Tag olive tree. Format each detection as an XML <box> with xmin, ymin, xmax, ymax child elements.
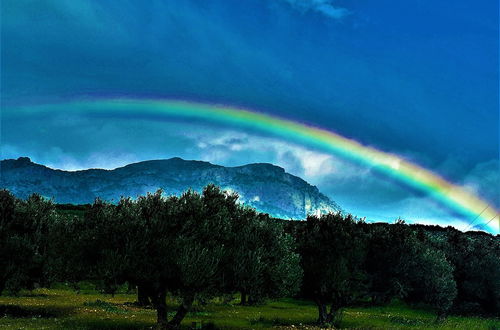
<box><xmin>297</xmin><ymin>213</ymin><xmax>367</xmax><ymax>326</ymax></box>
<box><xmin>225</xmin><ymin>208</ymin><xmax>302</xmax><ymax>305</ymax></box>
<box><xmin>364</xmin><ymin>221</ymin><xmax>457</xmax><ymax>319</ymax></box>
<box><xmin>0</xmin><ymin>190</ymin><xmax>56</xmax><ymax>295</ymax></box>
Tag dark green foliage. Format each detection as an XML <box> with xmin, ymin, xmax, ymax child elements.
<box><xmin>0</xmin><ymin>190</ymin><xmax>56</xmax><ymax>295</ymax></box>
<box><xmin>1</xmin><ymin>186</ymin><xmax>498</xmax><ymax>329</ymax></box>
<box><xmin>363</xmin><ymin>222</ymin><xmax>403</xmax><ymax>304</ymax></box>
<box><xmin>403</xmin><ymin>244</ymin><xmax>457</xmax><ymax>319</ymax></box>
<box><xmin>45</xmin><ymin>211</ymin><xmax>88</xmax><ymax>291</ymax></box>
<box><xmin>297</xmin><ymin>213</ymin><xmax>367</xmax><ymax>326</ymax></box>
<box><xmin>224</xmin><ymin>208</ymin><xmax>302</xmax><ymax>305</ymax></box>
<box><xmin>364</xmin><ymin>220</ymin><xmax>457</xmax><ymax>318</ymax></box>
<box><xmin>436</xmin><ymin>228</ymin><xmax>500</xmax><ymax>316</ymax></box>
<box><xmin>58</xmin><ymin>185</ymin><xmax>301</xmax><ymax>329</ymax></box>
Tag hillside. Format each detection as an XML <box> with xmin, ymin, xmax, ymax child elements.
<box><xmin>0</xmin><ymin>157</ymin><xmax>341</xmax><ymax>219</ymax></box>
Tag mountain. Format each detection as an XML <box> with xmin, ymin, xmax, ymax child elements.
<box><xmin>0</xmin><ymin>157</ymin><xmax>341</xmax><ymax>219</ymax></box>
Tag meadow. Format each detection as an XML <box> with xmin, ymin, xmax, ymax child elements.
<box><xmin>0</xmin><ymin>285</ymin><xmax>498</xmax><ymax>329</ymax></box>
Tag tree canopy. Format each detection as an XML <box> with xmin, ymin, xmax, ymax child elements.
<box><xmin>1</xmin><ymin>187</ymin><xmax>499</xmax><ymax>328</ymax></box>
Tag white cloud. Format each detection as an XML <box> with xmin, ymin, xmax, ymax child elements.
<box><xmin>294</xmin><ymin>150</ymin><xmax>335</xmax><ymax>177</ymax></box>
<box><xmin>281</xmin><ymin>0</ymin><xmax>350</xmax><ymax>19</ymax></box>
<box><xmin>191</xmin><ymin>130</ymin><xmax>342</xmax><ymax>181</ymax></box>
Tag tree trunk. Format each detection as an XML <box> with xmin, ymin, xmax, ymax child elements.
<box><xmin>137</xmin><ymin>285</ymin><xmax>151</xmax><ymax>306</ymax></box>
<box><xmin>151</xmin><ymin>289</ymin><xmax>168</xmax><ymax>329</ymax></box>
<box><xmin>127</xmin><ymin>282</ymin><xmax>134</xmax><ymax>294</ymax></box>
<box><xmin>316</xmin><ymin>300</ymin><xmax>327</xmax><ymax>324</ymax></box>
<box><xmin>167</xmin><ymin>293</ymin><xmax>194</xmax><ymax>329</ymax></box>
<box><xmin>436</xmin><ymin>310</ymin><xmax>447</xmax><ymax>322</ymax></box>
<box><xmin>247</xmin><ymin>295</ymin><xmax>259</xmax><ymax>305</ymax></box>
<box><xmin>240</xmin><ymin>291</ymin><xmax>247</xmax><ymax>305</ymax></box>
<box><xmin>222</xmin><ymin>294</ymin><xmax>233</xmax><ymax>304</ymax></box>
<box><xmin>326</xmin><ymin>304</ymin><xmax>343</xmax><ymax>327</ymax></box>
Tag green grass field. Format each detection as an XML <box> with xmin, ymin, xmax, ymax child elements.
<box><xmin>0</xmin><ymin>286</ymin><xmax>498</xmax><ymax>329</ymax></box>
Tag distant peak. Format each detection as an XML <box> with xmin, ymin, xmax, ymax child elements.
<box><xmin>17</xmin><ymin>157</ymin><xmax>32</xmax><ymax>163</ymax></box>
<box><xmin>239</xmin><ymin>162</ymin><xmax>285</xmax><ymax>172</ymax></box>
<box><xmin>118</xmin><ymin>157</ymin><xmax>220</xmax><ymax>171</ymax></box>
<box><xmin>0</xmin><ymin>156</ymin><xmax>37</xmax><ymax>171</ymax></box>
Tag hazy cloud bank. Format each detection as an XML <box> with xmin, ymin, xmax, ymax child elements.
<box><xmin>280</xmin><ymin>0</ymin><xmax>350</xmax><ymax>19</ymax></box>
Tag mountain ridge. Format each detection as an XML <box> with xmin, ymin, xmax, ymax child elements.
<box><xmin>0</xmin><ymin>157</ymin><xmax>341</xmax><ymax>219</ymax></box>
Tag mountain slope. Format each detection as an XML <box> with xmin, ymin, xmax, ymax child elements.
<box><xmin>0</xmin><ymin>157</ymin><xmax>341</xmax><ymax>219</ymax></box>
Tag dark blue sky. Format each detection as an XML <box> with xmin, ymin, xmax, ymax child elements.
<box><xmin>1</xmin><ymin>0</ymin><xmax>498</xmax><ymax>230</ymax></box>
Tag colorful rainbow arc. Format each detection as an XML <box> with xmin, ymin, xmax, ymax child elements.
<box><xmin>7</xmin><ymin>98</ymin><xmax>499</xmax><ymax>233</ymax></box>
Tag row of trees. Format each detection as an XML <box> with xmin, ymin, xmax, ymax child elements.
<box><xmin>0</xmin><ymin>186</ymin><xmax>301</xmax><ymax>328</ymax></box>
<box><xmin>1</xmin><ymin>187</ymin><xmax>499</xmax><ymax>328</ymax></box>
<box><xmin>293</xmin><ymin>215</ymin><xmax>458</xmax><ymax>324</ymax></box>
<box><xmin>291</xmin><ymin>216</ymin><xmax>500</xmax><ymax>323</ymax></box>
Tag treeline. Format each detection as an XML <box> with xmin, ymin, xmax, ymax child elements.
<box><xmin>0</xmin><ymin>187</ymin><xmax>499</xmax><ymax>329</ymax></box>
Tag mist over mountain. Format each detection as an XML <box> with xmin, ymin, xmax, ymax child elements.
<box><xmin>0</xmin><ymin>157</ymin><xmax>341</xmax><ymax>219</ymax></box>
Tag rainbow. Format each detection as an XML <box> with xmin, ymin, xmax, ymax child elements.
<box><xmin>6</xmin><ymin>98</ymin><xmax>499</xmax><ymax>233</ymax></box>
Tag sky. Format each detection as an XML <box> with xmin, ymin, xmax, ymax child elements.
<box><xmin>1</xmin><ymin>0</ymin><xmax>499</xmax><ymax>232</ymax></box>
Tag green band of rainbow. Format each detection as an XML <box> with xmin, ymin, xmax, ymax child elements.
<box><xmin>6</xmin><ymin>98</ymin><xmax>499</xmax><ymax>233</ymax></box>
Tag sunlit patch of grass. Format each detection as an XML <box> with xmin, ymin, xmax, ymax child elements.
<box><xmin>0</xmin><ymin>288</ymin><xmax>498</xmax><ymax>329</ymax></box>
<box><xmin>83</xmin><ymin>299</ymin><xmax>129</xmax><ymax>314</ymax></box>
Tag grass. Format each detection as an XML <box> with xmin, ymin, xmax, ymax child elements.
<box><xmin>0</xmin><ymin>287</ymin><xmax>498</xmax><ymax>329</ymax></box>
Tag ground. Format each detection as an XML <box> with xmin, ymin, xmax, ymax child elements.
<box><xmin>0</xmin><ymin>286</ymin><xmax>498</xmax><ymax>329</ymax></box>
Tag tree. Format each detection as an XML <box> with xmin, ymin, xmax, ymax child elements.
<box><xmin>404</xmin><ymin>246</ymin><xmax>457</xmax><ymax>320</ymax></box>
<box><xmin>0</xmin><ymin>191</ymin><xmax>56</xmax><ymax>295</ymax></box>
<box><xmin>363</xmin><ymin>223</ymin><xmax>400</xmax><ymax>304</ymax></box>
<box><xmin>252</xmin><ymin>213</ymin><xmax>302</xmax><ymax>303</ymax></box>
<box><xmin>163</xmin><ymin>185</ymin><xmax>232</xmax><ymax>328</ymax></box>
<box><xmin>0</xmin><ymin>189</ymin><xmax>18</xmax><ymax>294</ymax></box>
<box><xmin>364</xmin><ymin>220</ymin><xmax>457</xmax><ymax>319</ymax></box>
<box><xmin>69</xmin><ymin>184</ymin><xmax>299</xmax><ymax>329</ymax></box>
<box><xmin>297</xmin><ymin>213</ymin><xmax>367</xmax><ymax>326</ymax></box>
<box><xmin>438</xmin><ymin>229</ymin><xmax>500</xmax><ymax>316</ymax></box>
<box><xmin>363</xmin><ymin>220</ymin><xmax>422</xmax><ymax>304</ymax></box>
<box><xmin>225</xmin><ymin>208</ymin><xmax>302</xmax><ymax>305</ymax></box>
<box><xmin>45</xmin><ymin>210</ymin><xmax>88</xmax><ymax>292</ymax></box>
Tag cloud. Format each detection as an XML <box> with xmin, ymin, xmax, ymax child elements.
<box><xmin>432</xmin><ymin>156</ymin><xmax>500</xmax><ymax>210</ymax></box>
<box><xmin>461</xmin><ymin>159</ymin><xmax>500</xmax><ymax>209</ymax></box>
<box><xmin>1</xmin><ymin>143</ymin><xmax>140</xmax><ymax>172</ymax></box>
<box><xmin>3</xmin><ymin>113</ymin><xmax>495</xmax><ymax>233</ymax></box>
<box><xmin>359</xmin><ymin>195</ymin><xmax>483</xmax><ymax>232</ymax></box>
<box><xmin>186</xmin><ymin>131</ymin><xmax>466</xmax><ymax>228</ymax></box>
<box><xmin>281</xmin><ymin>0</ymin><xmax>350</xmax><ymax>19</ymax></box>
<box><xmin>191</xmin><ymin>130</ymin><xmax>341</xmax><ymax>180</ymax></box>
